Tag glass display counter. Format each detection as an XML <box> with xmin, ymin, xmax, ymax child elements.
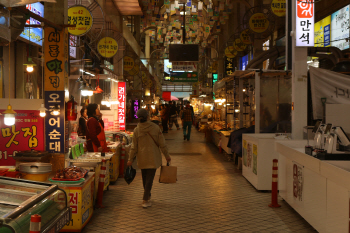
<box><xmin>0</xmin><ymin>177</ymin><xmax>71</xmax><ymax>233</ymax></box>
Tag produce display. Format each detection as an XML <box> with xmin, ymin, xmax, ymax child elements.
<box><xmin>54</xmin><ymin>166</ymin><xmax>87</xmax><ymax>180</ymax></box>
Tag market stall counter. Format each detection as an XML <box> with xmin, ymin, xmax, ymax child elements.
<box><xmin>242</xmin><ymin>133</ymin><xmax>289</xmax><ymax>190</ymax></box>
<box><xmin>207</xmin><ymin>121</ymin><xmax>233</xmax><ymax>155</ymax></box>
<box><xmin>50</xmin><ymin>173</ymin><xmax>95</xmax><ymax>232</ymax></box>
<box><xmin>276</xmin><ymin>140</ymin><xmax>350</xmax><ymax>233</ymax></box>
<box><xmin>0</xmin><ymin>176</ymin><xmax>71</xmax><ymax>233</ymax></box>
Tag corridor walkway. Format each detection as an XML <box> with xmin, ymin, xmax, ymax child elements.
<box><xmin>83</xmin><ymin>127</ymin><xmax>316</xmax><ymax>233</ymax></box>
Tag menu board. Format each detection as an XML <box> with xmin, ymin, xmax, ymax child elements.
<box><xmin>331</xmin><ymin>5</ymin><xmax>349</xmax><ymax>50</ymax></box>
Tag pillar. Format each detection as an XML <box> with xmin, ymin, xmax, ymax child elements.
<box><xmin>290</xmin><ymin>0</ymin><xmax>308</xmax><ymax>139</ymax></box>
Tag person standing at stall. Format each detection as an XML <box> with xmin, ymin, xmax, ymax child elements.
<box><xmin>160</xmin><ymin>104</ymin><xmax>169</xmax><ymax>133</ymax></box>
<box><xmin>169</xmin><ymin>101</ymin><xmax>180</xmax><ymax>130</ymax></box>
<box><xmin>86</xmin><ymin>104</ymin><xmax>108</xmax><ymax>152</ymax></box>
<box><xmin>78</xmin><ymin>107</ymin><xmax>88</xmax><ymax>137</ymax></box>
<box><xmin>181</xmin><ymin>102</ymin><xmax>194</xmax><ymax>141</ymax></box>
<box><xmin>127</xmin><ymin>108</ymin><xmax>171</xmax><ymax>208</ymax></box>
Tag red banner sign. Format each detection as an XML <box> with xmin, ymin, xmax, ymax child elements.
<box><xmin>118</xmin><ymin>82</ymin><xmax>126</xmax><ymax>131</ymax></box>
<box><xmin>0</xmin><ymin>110</ymin><xmax>45</xmax><ymax>166</ymax></box>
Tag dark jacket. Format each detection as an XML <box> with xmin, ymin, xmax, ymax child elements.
<box><xmin>169</xmin><ymin>105</ymin><xmax>177</xmax><ymax>116</ymax></box>
<box><xmin>78</xmin><ymin>117</ymin><xmax>87</xmax><ymax>136</ymax></box>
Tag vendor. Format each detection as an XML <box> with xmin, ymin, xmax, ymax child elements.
<box><xmin>86</xmin><ymin>103</ymin><xmax>108</xmax><ymax>152</ymax></box>
<box><xmin>78</xmin><ymin>107</ymin><xmax>88</xmax><ymax>137</ymax></box>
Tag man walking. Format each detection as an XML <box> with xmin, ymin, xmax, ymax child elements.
<box><xmin>181</xmin><ymin>102</ymin><xmax>194</xmax><ymax>141</ymax></box>
<box><xmin>169</xmin><ymin>101</ymin><xmax>180</xmax><ymax>130</ymax></box>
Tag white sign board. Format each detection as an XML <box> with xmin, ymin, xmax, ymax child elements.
<box><xmin>296</xmin><ymin>0</ymin><xmax>314</xmax><ymax>47</ymax></box>
<box><xmin>69</xmin><ymin>35</ymin><xmax>77</xmax><ymax>58</ymax></box>
<box><xmin>172</xmin><ymin>62</ymin><xmax>197</xmax><ymax>71</ymax></box>
<box><xmin>331</xmin><ymin>5</ymin><xmax>350</xmax><ymax>50</ymax></box>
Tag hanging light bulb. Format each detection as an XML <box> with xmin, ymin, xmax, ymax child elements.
<box><xmin>3</xmin><ymin>104</ymin><xmax>16</xmax><ymax>126</ymax></box>
<box><xmin>23</xmin><ymin>57</ymin><xmax>36</xmax><ymax>73</ymax></box>
<box><xmin>52</xmin><ymin>104</ymin><xmax>60</xmax><ymax>116</ymax></box>
<box><xmin>38</xmin><ymin>103</ymin><xmax>48</xmax><ymax>117</ymax></box>
<box><xmin>86</xmin><ymin>84</ymin><xmax>94</xmax><ymax>96</ymax></box>
<box><xmin>243</xmin><ymin>88</ymin><xmax>246</xmax><ymax>92</ymax></box>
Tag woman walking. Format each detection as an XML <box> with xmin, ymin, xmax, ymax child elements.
<box><xmin>127</xmin><ymin>108</ymin><xmax>171</xmax><ymax>208</ymax></box>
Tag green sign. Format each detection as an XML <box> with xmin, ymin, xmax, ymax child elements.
<box><xmin>170</xmin><ymin>72</ymin><xmax>198</xmax><ymax>82</ymax></box>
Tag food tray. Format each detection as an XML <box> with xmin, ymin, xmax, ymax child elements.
<box><xmin>51</xmin><ymin>177</ymin><xmax>82</xmax><ymax>181</ymax></box>
<box><xmin>49</xmin><ymin>178</ymin><xmax>85</xmax><ymax>184</ymax></box>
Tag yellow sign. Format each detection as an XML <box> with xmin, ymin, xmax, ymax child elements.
<box><xmin>240</xmin><ymin>29</ymin><xmax>252</xmax><ymax>45</ymax></box>
<box><xmin>128</xmin><ymin>63</ymin><xmax>140</xmax><ymax>76</ymax></box>
<box><xmin>249</xmin><ymin>13</ymin><xmax>269</xmax><ymax>33</ymax></box>
<box><xmin>97</xmin><ymin>37</ymin><xmax>118</xmax><ymax>58</ymax></box>
<box><xmin>314</xmin><ymin>16</ymin><xmax>331</xmax><ymax>47</ymax></box>
<box><xmin>271</xmin><ymin>0</ymin><xmax>286</xmax><ymax>17</ymax></box>
<box><xmin>61</xmin><ymin>174</ymin><xmax>94</xmax><ymax>231</ymax></box>
<box><xmin>233</xmin><ymin>38</ymin><xmax>247</xmax><ymax>52</ymax></box>
<box><xmin>0</xmin><ymin>61</ymin><xmax>2</xmax><ymax>98</ymax></box>
<box><xmin>225</xmin><ymin>46</ymin><xmax>237</xmax><ymax>58</ymax></box>
<box><xmin>44</xmin><ymin>27</ymin><xmax>68</xmax><ymax>91</ymax></box>
<box><xmin>253</xmin><ymin>144</ymin><xmax>257</xmax><ymax>155</ymax></box>
<box><xmin>68</xmin><ymin>6</ymin><xmax>93</xmax><ymax>36</ymax></box>
<box><xmin>123</xmin><ymin>56</ymin><xmax>134</xmax><ymax>71</ymax></box>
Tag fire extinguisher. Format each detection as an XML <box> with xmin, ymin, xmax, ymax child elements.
<box><xmin>66</xmin><ymin>96</ymin><xmax>77</xmax><ymax>121</ymax></box>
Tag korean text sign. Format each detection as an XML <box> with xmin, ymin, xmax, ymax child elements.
<box><xmin>20</xmin><ymin>2</ymin><xmax>44</xmax><ymax>46</ymax></box>
<box><xmin>0</xmin><ymin>110</ymin><xmax>44</xmax><ymax>166</ymax></box>
<box><xmin>225</xmin><ymin>56</ymin><xmax>234</xmax><ymax>75</ymax></box>
<box><xmin>133</xmin><ymin>100</ymin><xmax>139</xmax><ymax>119</ymax></box>
<box><xmin>296</xmin><ymin>0</ymin><xmax>314</xmax><ymax>47</ymax></box>
<box><xmin>45</xmin><ymin>91</ymin><xmax>65</xmax><ymax>153</ymax></box>
<box><xmin>44</xmin><ymin>27</ymin><xmax>68</xmax><ymax>91</ymax></box>
<box><xmin>68</xmin><ymin>6</ymin><xmax>93</xmax><ymax>36</ymax></box>
<box><xmin>118</xmin><ymin>82</ymin><xmax>126</xmax><ymax>131</ymax></box>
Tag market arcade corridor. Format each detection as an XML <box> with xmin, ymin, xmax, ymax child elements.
<box><xmin>82</xmin><ymin>128</ymin><xmax>316</xmax><ymax>233</ymax></box>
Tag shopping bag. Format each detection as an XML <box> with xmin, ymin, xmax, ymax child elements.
<box><xmin>159</xmin><ymin>162</ymin><xmax>177</xmax><ymax>183</ymax></box>
<box><xmin>124</xmin><ymin>166</ymin><xmax>136</xmax><ymax>185</ymax></box>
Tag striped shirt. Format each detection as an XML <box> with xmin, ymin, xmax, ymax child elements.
<box><xmin>182</xmin><ymin>108</ymin><xmax>193</xmax><ymax>122</ymax></box>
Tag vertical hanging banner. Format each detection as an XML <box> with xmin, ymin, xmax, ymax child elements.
<box><xmin>0</xmin><ymin>110</ymin><xmax>44</xmax><ymax>166</ymax></box>
<box><xmin>133</xmin><ymin>99</ymin><xmax>139</xmax><ymax>119</ymax></box>
<box><xmin>224</xmin><ymin>56</ymin><xmax>234</xmax><ymax>76</ymax></box>
<box><xmin>44</xmin><ymin>27</ymin><xmax>68</xmax><ymax>91</ymax></box>
<box><xmin>296</xmin><ymin>0</ymin><xmax>314</xmax><ymax>47</ymax></box>
<box><xmin>118</xmin><ymin>82</ymin><xmax>126</xmax><ymax>131</ymax></box>
<box><xmin>45</xmin><ymin>91</ymin><xmax>65</xmax><ymax>153</ymax></box>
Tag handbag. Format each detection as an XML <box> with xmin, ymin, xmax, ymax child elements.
<box><xmin>159</xmin><ymin>162</ymin><xmax>177</xmax><ymax>183</ymax></box>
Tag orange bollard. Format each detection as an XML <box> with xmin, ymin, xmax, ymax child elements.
<box><xmin>29</xmin><ymin>214</ymin><xmax>41</xmax><ymax>233</ymax></box>
<box><xmin>96</xmin><ymin>159</ymin><xmax>106</xmax><ymax>208</ymax></box>
<box><xmin>269</xmin><ymin>159</ymin><xmax>281</xmax><ymax>208</ymax></box>
<box><xmin>119</xmin><ymin>143</ymin><xmax>126</xmax><ymax>178</ymax></box>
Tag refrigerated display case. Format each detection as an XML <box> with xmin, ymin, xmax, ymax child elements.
<box><xmin>0</xmin><ymin>176</ymin><xmax>71</xmax><ymax>233</ymax></box>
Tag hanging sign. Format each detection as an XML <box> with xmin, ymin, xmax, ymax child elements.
<box><xmin>314</xmin><ymin>16</ymin><xmax>331</xmax><ymax>47</ymax></box>
<box><xmin>128</xmin><ymin>64</ymin><xmax>140</xmax><ymax>76</ymax></box>
<box><xmin>0</xmin><ymin>110</ymin><xmax>44</xmax><ymax>166</ymax></box>
<box><xmin>240</xmin><ymin>29</ymin><xmax>252</xmax><ymax>45</ymax></box>
<box><xmin>123</xmin><ymin>56</ymin><xmax>135</xmax><ymax>71</ymax></box>
<box><xmin>97</xmin><ymin>37</ymin><xmax>119</xmax><ymax>58</ymax></box>
<box><xmin>225</xmin><ymin>56</ymin><xmax>234</xmax><ymax>76</ymax></box>
<box><xmin>225</xmin><ymin>46</ymin><xmax>237</xmax><ymax>58</ymax></box>
<box><xmin>233</xmin><ymin>38</ymin><xmax>247</xmax><ymax>51</ymax></box>
<box><xmin>118</xmin><ymin>82</ymin><xmax>126</xmax><ymax>131</ymax></box>
<box><xmin>170</xmin><ymin>72</ymin><xmax>198</xmax><ymax>82</ymax></box>
<box><xmin>20</xmin><ymin>2</ymin><xmax>44</xmax><ymax>46</ymax></box>
<box><xmin>296</xmin><ymin>0</ymin><xmax>314</xmax><ymax>47</ymax></box>
<box><xmin>44</xmin><ymin>27</ymin><xmax>68</xmax><ymax>91</ymax></box>
<box><xmin>68</xmin><ymin>5</ymin><xmax>93</xmax><ymax>36</ymax></box>
<box><xmin>133</xmin><ymin>99</ymin><xmax>139</xmax><ymax>119</ymax></box>
<box><xmin>172</xmin><ymin>62</ymin><xmax>197</xmax><ymax>71</ymax></box>
<box><xmin>271</xmin><ymin>0</ymin><xmax>286</xmax><ymax>17</ymax></box>
<box><xmin>45</xmin><ymin>91</ymin><xmax>65</xmax><ymax>153</ymax></box>
<box><xmin>249</xmin><ymin>13</ymin><xmax>269</xmax><ymax>33</ymax></box>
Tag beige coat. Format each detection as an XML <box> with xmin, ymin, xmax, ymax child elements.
<box><xmin>128</xmin><ymin>121</ymin><xmax>170</xmax><ymax>169</ymax></box>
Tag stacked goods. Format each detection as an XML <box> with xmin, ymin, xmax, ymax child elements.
<box><xmin>54</xmin><ymin>166</ymin><xmax>87</xmax><ymax>180</ymax></box>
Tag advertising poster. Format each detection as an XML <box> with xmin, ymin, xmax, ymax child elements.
<box><xmin>293</xmin><ymin>161</ymin><xmax>304</xmax><ymax>204</ymax></box>
<box><xmin>331</xmin><ymin>5</ymin><xmax>349</xmax><ymax>50</ymax></box>
<box><xmin>247</xmin><ymin>142</ymin><xmax>252</xmax><ymax>168</ymax></box>
<box><xmin>20</xmin><ymin>2</ymin><xmax>44</xmax><ymax>46</ymax></box>
<box><xmin>253</xmin><ymin>144</ymin><xmax>258</xmax><ymax>175</ymax></box>
<box><xmin>0</xmin><ymin>110</ymin><xmax>44</xmax><ymax>166</ymax></box>
<box><xmin>243</xmin><ymin>140</ymin><xmax>247</xmax><ymax>166</ymax></box>
<box><xmin>314</xmin><ymin>16</ymin><xmax>331</xmax><ymax>47</ymax></box>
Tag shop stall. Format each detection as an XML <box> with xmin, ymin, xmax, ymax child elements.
<box><xmin>276</xmin><ymin>140</ymin><xmax>350</xmax><ymax>233</ymax></box>
<box><xmin>0</xmin><ymin>177</ymin><xmax>71</xmax><ymax>233</ymax></box>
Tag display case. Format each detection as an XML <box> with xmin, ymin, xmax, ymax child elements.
<box><xmin>0</xmin><ymin>177</ymin><xmax>71</xmax><ymax>233</ymax></box>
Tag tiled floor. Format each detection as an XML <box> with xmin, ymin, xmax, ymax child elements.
<box><xmin>83</xmin><ymin>126</ymin><xmax>317</xmax><ymax>233</ymax></box>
